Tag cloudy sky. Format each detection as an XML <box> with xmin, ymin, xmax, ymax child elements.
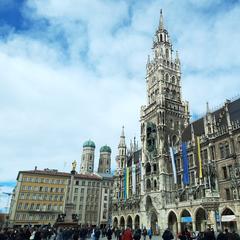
<box><xmin>0</xmin><ymin>0</ymin><xmax>240</xmax><ymax>211</ymax></box>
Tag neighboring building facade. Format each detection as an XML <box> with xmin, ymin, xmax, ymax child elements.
<box><xmin>9</xmin><ymin>141</ymin><xmax>114</xmax><ymax>227</ymax></box>
<box><xmin>9</xmin><ymin>168</ymin><xmax>69</xmax><ymax>227</ymax></box>
<box><xmin>112</xmin><ymin>11</ymin><xmax>240</xmax><ymax>235</ymax></box>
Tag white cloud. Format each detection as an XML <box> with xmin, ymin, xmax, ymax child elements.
<box><xmin>0</xmin><ymin>0</ymin><xmax>240</xmax><ymax>184</ymax></box>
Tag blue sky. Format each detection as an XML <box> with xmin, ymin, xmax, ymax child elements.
<box><xmin>0</xmin><ymin>0</ymin><xmax>240</xmax><ymax>211</ymax></box>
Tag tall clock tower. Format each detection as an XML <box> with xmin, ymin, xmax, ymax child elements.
<box><xmin>140</xmin><ymin>10</ymin><xmax>190</xmax><ymax>225</ymax></box>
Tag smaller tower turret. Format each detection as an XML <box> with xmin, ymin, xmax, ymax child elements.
<box><xmin>80</xmin><ymin>140</ymin><xmax>95</xmax><ymax>173</ymax></box>
<box><xmin>118</xmin><ymin>126</ymin><xmax>126</xmax><ymax>169</ymax></box>
<box><xmin>98</xmin><ymin>145</ymin><xmax>112</xmax><ymax>174</ymax></box>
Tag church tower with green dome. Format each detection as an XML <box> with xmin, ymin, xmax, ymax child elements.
<box><xmin>98</xmin><ymin>145</ymin><xmax>112</xmax><ymax>174</ymax></box>
<box><xmin>80</xmin><ymin>140</ymin><xmax>96</xmax><ymax>173</ymax></box>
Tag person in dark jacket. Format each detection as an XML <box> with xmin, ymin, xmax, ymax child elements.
<box><xmin>133</xmin><ymin>228</ymin><xmax>141</xmax><ymax>240</ymax></box>
<box><xmin>217</xmin><ymin>231</ymin><xmax>227</xmax><ymax>240</ymax></box>
<box><xmin>204</xmin><ymin>228</ymin><xmax>216</xmax><ymax>240</ymax></box>
<box><xmin>106</xmin><ymin>227</ymin><xmax>113</xmax><ymax>240</ymax></box>
<box><xmin>95</xmin><ymin>227</ymin><xmax>101</xmax><ymax>240</ymax></box>
<box><xmin>162</xmin><ymin>228</ymin><xmax>174</xmax><ymax>240</ymax></box>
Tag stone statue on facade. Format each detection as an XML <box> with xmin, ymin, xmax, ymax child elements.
<box><xmin>72</xmin><ymin>160</ymin><xmax>77</xmax><ymax>172</ymax></box>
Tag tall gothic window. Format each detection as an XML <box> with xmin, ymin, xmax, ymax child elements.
<box><xmin>225</xmin><ymin>142</ymin><xmax>230</xmax><ymax>158</ymax></box>
<box><xmin>165</xmin><ymin>73</ymin><xmax>169</xmax><ymax>82</ymax></box>
<box><xmin>237</xmin><ymin>136</ymin><xmax>240</xmax><ymax>152</ymax></box>
<box><xmin>219</xmin><ymin>143</ymin><xmax>225</xmax><ymax>159</ymax></box>
<box><xmin>166</xmin><ymin>49</ymin><xmax>169</xmax><ymax>58</ymax></box>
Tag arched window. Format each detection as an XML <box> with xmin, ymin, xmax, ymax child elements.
<box><xmin>165</xmin><ymin>74</ymin><xmax>169</xmax><ymax>81</ymax></box>
<box><xmin>171</xmin><ymin>76</ymin><xmax>176</xmax><ymax>84</ymax></box>
<box><xmin>172</xmin><ymin>90</ymin><xmax>176</xmax><ymax>100</ymax></box>
<box><xmin>219</xmin><ymin>143</ymin><xmax>225</xmax><ymax>159</ymax></box>
<box><xmin>166</xmin><ymin>49</ymin><xmax>169</xmax><ymax>59</ymax></box>
<box><xmin>160</xmin><ymin>34</ymin><xmax>163</xmax><ymax>42</ymax></box>
<box><xmin>146</xmin><ymin>162</ymin><xmax>151</xmax><ymax>175</ymax></box>
<box><xmin>146</xmin><ymin>179</ymin><xmax>151</xmax><ymax>191</ymax></box>
<box><xmin>225</xmin><ymin>142</ymin><xmax>230</xmax><ymax>158</ymax></box>
<box><xmin>237</xmin><ymin>136</ymin><xmax>240</xmax><ymax>152</ymax></box>
<box><xmin>153</xmin><ymin>180</ymin><xmax>157</xmax><ymax>189</ymax></box>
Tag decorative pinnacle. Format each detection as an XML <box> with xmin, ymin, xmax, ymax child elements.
<box><xmin>159</xmin><ymin>9</ymin><xmax>164</xmax><ymax>30</ymax></box>
<box><xmin>121</xmin><ymin>126</ymin><xmax>125</xmax><ymax>137</ymax></box>
<box><xmin>206</xmin><ymin>102</ymin><xmax>210</xmax><ymax>114</ymax></box>
<box><xmin>147</xmin><ymin>55</ymin><xmax>150</xmax><ymax>64</ymax></box>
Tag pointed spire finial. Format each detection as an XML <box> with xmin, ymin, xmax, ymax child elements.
<box><xmin>159</xmin><ymin>9</ymin><xmax>164</xmax><ymax>30</ymax></box>
<box><xmin>206</xmin><ymin>102</ymin><xmax>210</xmax><ymax>114</ymax></box>
<box><xmin>121</xmin><ymin>126</ymin><xmax>125</xmax><ymax>137</ymax></box>
<box><xmin>119</xmin><ymin>126</ymin><xmax>126</xmax><ymax>148</ymax></box>
<box><xmin>175</xmin><ymin>50</ymin><xmax>180</xmax><ymax>64</ymax></box>
<box><xmin>147</xmin><ymin>55</ymin><xmax>150</xmax><ymax>64</ymax></box>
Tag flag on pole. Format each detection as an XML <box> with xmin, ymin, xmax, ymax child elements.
<box><xmin>169</xmin><ymin>147</ymin><xmax>177</xmax><ymax>184</ymax></box>
<box><xmin>132</xmin><ymin>164</ymin><xmax>136</xmax><ymax>194</ymax></box>
<box><xmin>197</xmin><ymin>136</ymin><xmax>203</xmax><ymax>178</ymax></box>
<box><xmin>123</xmin><ymin>167</ymin><xmax>127</xmax><ymax>201</ymax></box>
<box><xmin>182</xmin><ymin>142</ymin><xmax>190</xmax><ymax>185</ymax></box>
<box><xmin>126</xmin><ymin>167</ymin><xmax>130</xmax><ymax>199</ymax></box>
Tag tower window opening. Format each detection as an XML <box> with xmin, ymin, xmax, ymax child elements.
<box><xmin>165</xmin><ymin>74</ymin><xmax>169</xmax><ymax>82</ymax></box>
<box><xmin>160</xmin><ymin>34</ymin><xmax>163</xmax><ymax>42</ymax></box>
<box><xmin>166</xmin><ymin>49</ymin><xmax>169</xmax><ymax>59</ymax></box>
<box><xmin>154</xmin><ymin>180</ymin><xmax>157</xmax><ymax>189</ymax></box>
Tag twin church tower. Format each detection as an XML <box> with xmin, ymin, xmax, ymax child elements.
<box><xmin>79</xmin><ymin>140</ymin><xmax>112</xmax><ymax>174</ymax></box>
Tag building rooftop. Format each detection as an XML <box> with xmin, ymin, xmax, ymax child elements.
<box><xmin>182</xmin><ymin>98</ymin><xmax>240</xmax><ymax>142</ymax></box>
<box><xmin>83</xmin><ymin>140</ymin><xmax>96</xmax><ymax>148</ymax></box>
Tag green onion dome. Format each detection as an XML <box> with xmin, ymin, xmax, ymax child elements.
<box><xmin>83</xmin><ymin>140</ymin><xmax>96</xmax><ymax>148</ymax></box>
<box><xmin>100</xmin><ymin>145</ymin><xmax>111</xmax><ymax>153</ymax></box>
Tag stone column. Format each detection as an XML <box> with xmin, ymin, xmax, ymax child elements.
<box><xmin>178</xmin><ymin>221</ymin><xmax>181</xmax><ymax>233</ymax></box>
<box><xmin>192</xmin><ymin>220</ymin><xmax>196</xmax><ymax>232</ymax></box>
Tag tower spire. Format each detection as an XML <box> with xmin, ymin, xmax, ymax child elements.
<box><xmin>118</xmin><ymin>126</ymin><xmax>126</xmax><ymax>148</ymax></box>
<box><xmin>159</xmin><ymin>9</ymin><xmax>164</xmax><ymax>30</ymax></box>
<box><xmin>206</xmin><ymin>102</ymin><xmax>210</xmax><ymax>114</ymax></box>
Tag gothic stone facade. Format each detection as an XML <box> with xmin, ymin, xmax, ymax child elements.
<box><xmin>112</xmin><ymin>11</ymin><xmax>240</xmax><ymax>235</ymax></box>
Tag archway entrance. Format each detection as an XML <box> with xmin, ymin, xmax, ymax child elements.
<box><xmin>146</xmin><ymin>196</ymin><xmax>153</xmax><ymax>211</ymax></box>
<box><xmin>134</xmin><ymin>215</ymin><xmax>140</xmax><ymax>229</ymax></box>
<box><xmin>181</xmin><ymin>209</ymin><xmax>192</xmax><ymax>231</ymax></box>
<box><xmin>168</xmin><ymin>211</ymin><xmax>178</xmax><ymax>236</ymax></box>
<box><xmin>221</xmin><ymin>208</ymin><xmax>237</xmax><ymax>232</ymax></box>
<box><xmin>120</xmin><ymin>216</ymin><xmax>125</xmax><ymax>229</ymax></box>
<box><xmin>195</xmin><ymin>208</ymin><xmax>207</xmax><ymax>232</ymax></box>
<box><xmin>113</xmin><ymin>217</ymin><xmax>118</xmax><ymax>228</ymax></box>
<box><xmin>150</xmin><ymin>211</ymin><xmax>158</xmax><ymax>235</ymax></box>
<box><xmin>127</xmin><ymin>216</ymin><xmax>133</xmax><ymax>229</ymax></box>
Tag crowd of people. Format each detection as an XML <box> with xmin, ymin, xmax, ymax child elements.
<box><xmin>0</xmin><ymin>225</ymin><xmax>239</xmax><ymax>240</ymax></box>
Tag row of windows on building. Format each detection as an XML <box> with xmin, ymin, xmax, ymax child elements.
<box><xmin>73</xmin><ymin>195</ymin><xmax>99</xmax><ymax>203</ymax></box>
<box><xmin>15</xmin><ymin>213</ymin><xmax>57</xmax><ymax>221</ymax></box>
<box><xmin>19</xmin><ymin>193</ymin><xmax>64</xmax><ymax>202</ymax></box>
<box><xmin>17</xmin><ymin>202</ymin><xmax>63</xmax><ymax>212</ymax></box>
<box><xmin>73</xmin><ymin>187</ymin><xmax>100</xmax><ymax>194</ymax></box>
<box><xmin>21</xmin><ymin>185</ymin><xmax>65</xmax><ymax>193</ymax></box>
<box><xmin>75</xmin><ymin>204</ymin><xmax>98</xmax><ymax>211</ymax></box>
<box><xmin>84</xmin><ymin>213</ymin><xmax>98</xmax><ymax>222</ymax></box>
<box><xmin>22</xmin><ymin>177</ymin><xmax>66</xmax><ymax>185</ymax></box>
<box><xmin>74</xmin><ymin>180</ymin><xmax>113</xmax><ymax>187</ymax></box>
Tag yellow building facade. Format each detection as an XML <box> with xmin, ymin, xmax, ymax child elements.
<box><xmin>9</xmin><ymin>169</ymin><xmax>69</xmax><ymax>226</ymax></box>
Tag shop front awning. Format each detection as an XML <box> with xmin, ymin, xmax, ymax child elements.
<box><xmin>221</xmin><ymin>215</ymin><xmax>236</xmax><ymax>222</ymax></box>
